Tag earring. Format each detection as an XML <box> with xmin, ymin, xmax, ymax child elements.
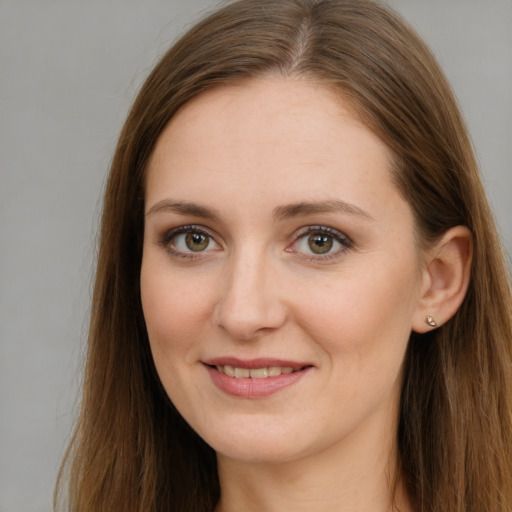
<box><xmin>425</xmin><ymin>315</ymin><xmax>438</xmax><ymax>327</ymax></box>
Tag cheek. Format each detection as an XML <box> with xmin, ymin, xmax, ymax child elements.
<box><xmin>288</xmin><ymin>258</ymin><xmax>419</xmax><ymax>368</ymax></box>
<box><xmin>140</xmin><ymin>255</ymin><xmax>216</xmax><ymax>360</ymax></box>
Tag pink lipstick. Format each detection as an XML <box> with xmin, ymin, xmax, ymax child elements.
<box><xmin>203</xmin><ymin>357</ymin><xmax>313</xmax><ymax>398</ymax></box>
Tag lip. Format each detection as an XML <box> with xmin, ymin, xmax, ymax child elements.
<box><xmin>203</xmin><ymin>357</ymin><xmax>311</xmax><ymax>369</ymax></box>
<box><xmin>202</xmin><ymin>357</ymin><xmax>313</xmax><ymax>398</ymax></box>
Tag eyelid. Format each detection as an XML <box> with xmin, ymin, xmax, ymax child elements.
<box><xmin>287</xmin><ymin>225</ymin><xmax>353</xmax><ymax>260</ymax></box>
<box><xmin>157</xmin><ymin>223</ymin><xmax>352</xmax><ymax>261</ymax></box>
<box><xmin>158</xmin><ymin>224</ymin><xmax>222</xmax><ymax>258</ymax></box>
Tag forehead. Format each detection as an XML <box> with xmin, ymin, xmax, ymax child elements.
<box><xmin>145</xmin><ymin>77</ymin><xmax>402</xmax><ymax>222</ymax></box>
<box><xmin>151</xmin><ymin>78</ymin><xmax>376</xmax><ymax>155</ymax></box>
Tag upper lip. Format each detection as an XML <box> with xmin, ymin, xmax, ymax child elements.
<box><xmin>203</xmin><ymin>357</ymin><xmax>312</xmax><ymax>369</ymax></box>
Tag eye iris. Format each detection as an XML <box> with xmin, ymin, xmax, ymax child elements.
<box><xmin>185</xmin><ymin>232</ymin><xmax>209</xmax><ymax>252</ymax></box>
<box><xmin>308</xmin><ymin>234</ymin><xmax>333</xmax><ymax>254</ymax></box>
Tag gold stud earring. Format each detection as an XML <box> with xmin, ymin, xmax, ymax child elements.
<box><xmin>425</xmin><ymin>315</ymin><xmax>438</xmax><ymax>327</ymax></box>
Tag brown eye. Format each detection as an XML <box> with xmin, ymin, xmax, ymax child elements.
<box><xmin>289</xmin><ymin>226</ymin><xmax>352</xmax><ymax>260</ymax></box>
<box><xmin>308</xmin><ymin>234</ymin><xmax>334</xmax><ymax>254</ymax></box>
<box><xmin>185</xmin><ymin>232</ymin><xmax>210</xmax><ymax>252</ymax></box>
<box><xmin>164</xmin><ymin>226</ymin><xmax>221</xmax><ymax>256</ymax></box>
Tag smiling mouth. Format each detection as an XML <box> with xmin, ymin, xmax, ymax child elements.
<box><xmin>204</xmin><ymin>360</ymin><xmax>312</xmax><ymax>397</ymax></box>
<box><xmin>211</xmin><ymin>365</ymin><xmax>307</xmax><ymax>379</ymax></box>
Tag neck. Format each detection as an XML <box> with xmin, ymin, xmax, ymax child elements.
<box><xmin>214</xmin><ymin>413</ymin><xmax>412</xmax><ymax>512</ymax></box>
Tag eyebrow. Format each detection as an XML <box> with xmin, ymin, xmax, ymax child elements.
<box><xmin>272</xmin><ymin>200</ymin><xmax>374</xmax><ymax>222</ymax></box>
<box><xmin>146</xmin><ymin>200</ymin><xmax>221</xmax><ymax>220</ymax></box>
<box><xmin>146</xmin><ymin>198</ymin><xmax>374</xmax><ymax>222</ymax></box>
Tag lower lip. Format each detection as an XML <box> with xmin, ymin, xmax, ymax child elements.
<box><xmin>205</xmin><ymin>365</ymin><xmax>311</xmax><ymax>398</ymax></box>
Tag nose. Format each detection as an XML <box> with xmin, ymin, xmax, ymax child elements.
<box><xmin>214</xmin><ymin>248</ymin><xmax>287</xmax><ymax>341</ymax></box>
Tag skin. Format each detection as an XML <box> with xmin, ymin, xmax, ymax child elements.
<box><xmin>140</xmin><ymin>77</ymin><xmax>427</xmax><ymax>512</ymax></box>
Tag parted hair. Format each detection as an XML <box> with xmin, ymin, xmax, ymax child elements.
<box><xmin>55</xmin><ymin>1</ymin><xmax>512</xmax><ymax>510</ymax></box>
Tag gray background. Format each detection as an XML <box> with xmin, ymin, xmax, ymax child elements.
<box><xmin>1</xmin><ymin>1</ymin><xmax>510</xmax><ymax>510</ymax></box>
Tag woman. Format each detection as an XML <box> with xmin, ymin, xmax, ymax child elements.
<box><xmin>55</xmin><ymin>0</ymin><xmax>512</xmax><ymax>511</ymax></box>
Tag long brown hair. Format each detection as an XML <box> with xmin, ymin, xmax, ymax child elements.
<box><xmin>55</xmin><ymin>1</ymin><xmax>512</xmax><ymax>510</ymax></box>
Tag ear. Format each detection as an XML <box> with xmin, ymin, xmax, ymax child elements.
<box><xmin>412</xmin><ymin>226</ymin><xmax>473</xmax><ymax>333</ymax></box>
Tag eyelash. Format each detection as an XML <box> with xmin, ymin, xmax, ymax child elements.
<box><xmin>158</xmin><ymin>225</ymin><xmax>220</xmax><ymax>259</ymax></box>
<box><xmin>158</xmin><ymin>224</ymin><xmax>353</xmax><ymax>261</ymax></box>
<box><xmin>286</xmin><ymin>226</ymin><xmax>353</xmax><ymax>261</ymax></box>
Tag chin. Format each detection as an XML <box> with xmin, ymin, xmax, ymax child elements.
<box><xmin>212</xmin><ymin>439</ymin><xmax>303</xmax><ymax>464</ymax></box>
<box><xmin>193</xmin><ymin>414</ymin><xmax>319</xmax><ymax>464</ymax></box>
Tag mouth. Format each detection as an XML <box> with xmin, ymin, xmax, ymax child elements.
<box><xmin>210</xmin><ymin>364</ymin><xmax>306</xmax><ymax>379</ymax></box>
<box><xmin>202</xmin><ymin>358</ymin><xmax>313</xmax><ymax>397</ymax></box>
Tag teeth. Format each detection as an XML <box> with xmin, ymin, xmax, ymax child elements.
<box><xmin>268</xmin><ymin>366</ymin><xmax>282</xmax><ymax>376</ymax></box>
<box><xmin>234</xmin><ymin>367</ymin><xmax>250</xmax><ymax>378</ymax></box>
<box><xmin>249</xmin><ymin>368</ymin><xmax>268</xmax><ymax>379</ymax></box>
<box><xmin>224</xmin><ymin>365</ymin><xmax>235</xmax><ymax>377</ymax></box>
<box><xmin>215</xmin><ymin>365</ymin><xmax>301</xmax><ymax>378</ymax></box>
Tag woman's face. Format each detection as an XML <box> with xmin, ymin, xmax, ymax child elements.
<box><xmin>141</xmin><ymin>77</ymin><xmax>427</xmax><ymax>464</ymax></box>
